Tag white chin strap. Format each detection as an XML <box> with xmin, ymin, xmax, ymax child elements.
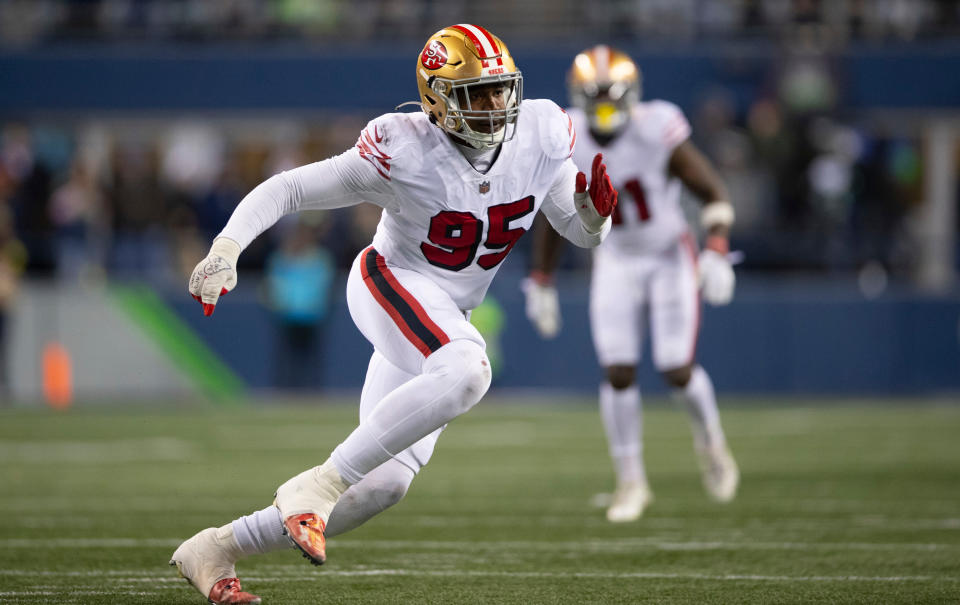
<box><xmin>460</xmin><ymin>124</ymin><xmax>506</xmax><ymax>149</ymax></box>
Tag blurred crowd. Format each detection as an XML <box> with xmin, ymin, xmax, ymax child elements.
<box><xmin>0</xmin><ymin>92</ymin><xmax>927</xmax><ymax>288</ymax></box>
<box><xmin>1</xmin><ymin>0</ymin><xmax>959</xmax><ymax>47</ymax></box>
<box><xmin>0</xmin><ymin>116</ymin><xmax>382</xmax><ymax>286</ymax></box>
<box><xmin>0</xmin><ymin>0</ymin><xmax>949</xmax><ymax>295</ymax></box>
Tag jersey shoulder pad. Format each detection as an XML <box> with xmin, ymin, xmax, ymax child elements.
<box><xmin>523</xmin><ymin>98</ymin><xmax>577</xmax><ymax>161</ymax></box>
<box><xmin>637</xmin><ymin>100</ymin><xmax>691</xmax><ymax>149</ymax></box>
<box><xmin>354</xmin><ymin>112</ymin><xmax>426</xmax><ymax>181</ymax></box>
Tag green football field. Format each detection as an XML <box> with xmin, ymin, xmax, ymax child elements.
<box><xmin>1</xmin><ymin>397</ymin><xmax>958</xmax><ymax>604</ymax></box>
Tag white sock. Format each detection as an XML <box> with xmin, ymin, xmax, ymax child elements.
<box><xmin>599</xmin><ymin>382</ymin><xmax>645</xmax><ymax>486</ymax></box>
<box><xmin>324</xmin><ymin>458</ymin><xmax>416</xmax><ymax>537</ymax></box>
<box><xmin>676</xmin><ymin>365</ymin><xmax>726</xmax><ymax>449</ymax></box>
<box><xmin>231</xmin><ymin>506</ymin><xmax>290</xmax><ymax>556</ymax></box>
<box><xmin>331</xmin><ymin>340</ymin><xmax>491</xmax><ymax>484</ymax></box>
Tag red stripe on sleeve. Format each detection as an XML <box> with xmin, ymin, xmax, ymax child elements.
<box><xmin>356</xmin><ymin>128</ymin><xmax>392</xmax><ymax>180</ymax></box>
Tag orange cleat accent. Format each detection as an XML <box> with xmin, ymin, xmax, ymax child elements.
<box><xmin>282</xmin><ymin>513</ymin><xmax>327</xmax><ymax>566</ymax></box>
<box><xmin>208</xmin><ymin>578</ymin><xmax>261</xmax><ymax>605</ymax></box>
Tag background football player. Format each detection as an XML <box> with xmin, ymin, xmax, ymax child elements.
<box><xmin>525</xmin><ymin>45</ymin><xmax>738</xmax><ymax>523</ymax></box>
<box><xmin>170</xmin><ymin>25</ymin><xmax>617</xmax><ymax>604</ymax></box>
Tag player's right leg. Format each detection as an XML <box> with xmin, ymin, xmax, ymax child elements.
<box><xmin>590</xmin><ymin>247</ymin><xmax>653</xmax><ymax>522</ymax></box>
<box><xmin>649</xmin><ymin>235</ymin><xmax>739</xmax><ymax>503</ymax></box>
<box><xmin>171</xmin><ymin>445</ymin><xmax>437</xmax><ymax>603</ymax></box>
<box><xmin>169</xmin><ymin>524</ymin><xmax>262</xmax><ymax>605</ymax></box>
<box><xmin>171</xmin><ymin>249</ymin><xmax>483</xmax><ymax>599</ymax></box>
<box><xmin>274</xmin><ymin>247</ymin><xmax>491</xmax><ymax>564</ymax></box>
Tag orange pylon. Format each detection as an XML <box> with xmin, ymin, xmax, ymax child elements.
<box><xmin>42</xmin><ymin>342</ymin><xmax>72</xmax><ymax>409</ymax></box>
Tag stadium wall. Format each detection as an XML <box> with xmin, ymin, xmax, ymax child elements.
<box><xmin>2</xmin><ymin>41</ymin><xmax>960</xmax><ymax>115</ymax></box>
<box><xmin>217</xmin><ymin>272</ymin><xmax>958</xmax><ymax>396</ymax></box>
<box><xmin>6</xmin><ymin>282</ymin><xmax>202</xmax><ymax>403</ymax></box>
<box><xmin>7</xmin><ymin>273</ymin><xmax>955</xmax><ymax>403</ymax></box>
<box><xmin>7</xmin><ymin>271</ymin><xmax>960</xmax><ymax>401</ymax></box>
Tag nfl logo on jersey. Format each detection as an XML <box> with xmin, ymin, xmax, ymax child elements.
<box><xmin>479</xmin><ymin>180</ymin><xmax>490</xmax><ymax>194</ymax></box>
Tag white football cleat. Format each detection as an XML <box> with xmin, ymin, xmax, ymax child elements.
<box><xmin>606</xmin><ymin>481</ymin><xmax>654</xmax><ymax>523</ymax></box>
<box><xmin>697</xmin><ymin>443</ymin><xmax>740</xmax><ymax>503</ymax></box>
<box><xmin>274</xmin><ymin>459</ymin><xmax>348</xmax><ymax>566</ymax></box>
<box><xmin>170</xmin><ymin>526</ymin><xmax>261</xmax><ymax>604</ymax></box>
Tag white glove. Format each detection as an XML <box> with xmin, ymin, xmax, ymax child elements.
<box><xmin>522</xmin><ymin>276</ymin><xmax>561</xmax><ymax>339</ymax></box>
<box><xmin>188</xmin><ymin>237</ymin><xmax>241</xmax><ymax>316</ymax></box>
<box><xmin>698</xmin><ymin>248</ymin><xmax>735</xmax><ymax>306</ymax></box>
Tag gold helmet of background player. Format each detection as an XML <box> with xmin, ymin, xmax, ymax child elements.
<box><xmin>416</xmin><ymin>24</ymin><xmax>523</xmax><ymax>150</ymax></box>
<box><xmin>568</xmin><ymin>45</ymin><xmax>640</xmax><ymax>137</ymax></box>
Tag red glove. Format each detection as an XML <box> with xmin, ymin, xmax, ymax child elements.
<box><xmin>574</xmin><ymin>153</ymin><xmax>618</xmax><ymax>232</ymax></box>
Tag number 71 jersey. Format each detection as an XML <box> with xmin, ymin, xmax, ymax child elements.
<box><xmin>568</xmin><ymin>100</ymin><xmax>691</xmax><ymax>256</ymax></box>
<box><xmin>355</xmin><ymin>99</ymin><xmax>579</xmax><ymax>311</ymax></box>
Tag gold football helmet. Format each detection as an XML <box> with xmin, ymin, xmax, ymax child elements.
<box><xmin>415</xmin><ymin>24</ymin><xmax>523</xmax><ymax>149</ymax></box>
<box><xmin>568</xmin><ymin>45</ymin><xmax>640</xmax><ymax>137</ymax></box>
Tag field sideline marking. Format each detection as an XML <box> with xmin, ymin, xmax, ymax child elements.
<box><xmin>0</xmin><ymin>537</ymin><xmax>955</xmax><ymax>552</ymax></box>
<box><xmin>0</xmin><ymin>590</ymin><xmax>157</xmax><ymax>596</ymax></box>
<box><xmin>0</xmin><ymin>569</ymin><xmax>954</xmax><ymax>584</ymax></box>
<box><xmin>0</xmin><ymin>438</ymin><xmax>194</xmax><ymax>463</ymax></box>
<box><xmin>6</xmin><ymin>512</ymin><xmax>960</xmax><ymax>531</ymax></box>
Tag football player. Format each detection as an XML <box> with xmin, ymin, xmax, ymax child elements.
<box><xmin>524</xmin><ymin>46</ymin><xmax>739</xmax><ymax>523</ymax></box>
<box><xmin>170</xmin><ymin>25</ymin><xmax>617</xmax><ymax>604</ymax></box>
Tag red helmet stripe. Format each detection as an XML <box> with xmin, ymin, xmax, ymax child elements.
<box><xmin>451</xmin><ymin>24</ymin><xmax>499</xmax><ymax>59</ymax></box>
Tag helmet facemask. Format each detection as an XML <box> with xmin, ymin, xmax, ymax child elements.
<box><xmin>427</xmin><ymin>71</ymin><xmax>523</xmax><ymax>150</ymax></box>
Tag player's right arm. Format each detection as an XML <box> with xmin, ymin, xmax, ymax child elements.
<box><xmin>525</xmin><ymin>153</ymin><xmax>617</xmax><ymax>338</ymax></box>
<box><xmin>523</xmin><ymin>217</ymin><xmax>565</xmax><ymax>339</ymax></box>
<box><xmin>188</xmin><ymin>121</ymin><xmax>398</xmax><ymax>316</ymax></box>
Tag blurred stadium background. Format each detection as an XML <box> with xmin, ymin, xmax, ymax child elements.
<box><xmin>0</xmin><ymin>0</ymin><xmax>960</xmax><ymax>402</ymax></box>
<box><xmin>1</xmin><ymin>2</ymin><xmax>959</xmax><ymax>604</ymax></box>
<box><xmin>1</xmin><ymin>0</ymin><xmax>959</xmax><ymax>402</ymax></box>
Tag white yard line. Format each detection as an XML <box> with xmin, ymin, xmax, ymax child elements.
<box><xmin>0</xmin><ymin>590</ymin><xmax>158</xmax><ymax>596</ymax></box>
<box><xmin>329</xmin><ymin>538</ymin><xmax>956</xmax><ymax>552</ymax></box>
<box><xmin>0</xmin><ymin>437</ymin><xmax>194</xmax><ymax>463</ymax></box>
<box><xmin>0</xmin><ymin>537</ymin><xmax>955</xmax><ymax>552</ymax></box>
<box><xmin>0</xmin><ymin>538</ymin><xmax>183</xmax><ymax>548</ymax></box>
<box><xmin>5</xmin><ymin>513</ymin><xmax>959</xmax><ymax>533</ymax></box>
<box><xmin>368</xmin><ymin>514</ymin><xmax>960</xmax><ymax>531</ymax></box>
<box><xmin>0</xmin><ymin>569</ymin><xmax>953</xmax><ymax>584</ymax></box>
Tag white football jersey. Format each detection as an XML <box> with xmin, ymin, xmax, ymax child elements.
<box><xmin>354</xmin><ymin>99</ymin><xmax>581</xmax><ymax>310</ymax></box>
<box><xmin>569</xmin><ymin>100</ymin><xmax>691</xmax><ymax>256</ymax></box>
<box><xmin>220</xmin><ymin>98</ymin><xmax>601</xmax><ymax>312</ymax></box>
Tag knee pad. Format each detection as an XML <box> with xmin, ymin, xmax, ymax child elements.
<box><xmin>424</xmin><ymin>339</ymin><xmax>492</xmax><ymax>415</ymax></box>
<box><xmin>369</xmin><ymin>475</ymin><xmax>411</xmax><ymax>511</ymax></box>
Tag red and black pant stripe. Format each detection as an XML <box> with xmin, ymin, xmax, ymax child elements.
<box><xmin>360</xmin><ymin>247</ymin><xmax>451</xmax><ymax>357</ymax></box>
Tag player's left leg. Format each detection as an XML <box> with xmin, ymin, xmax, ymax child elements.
<box><xmin>650</xmin><ymin>235</ymin><xmax>739</xmax><ymax>502</ymax></box>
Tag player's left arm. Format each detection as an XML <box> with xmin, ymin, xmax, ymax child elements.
<box><xmin>540</xmin><ymin>156</ymin><xmax>616</xmax><ymax>248</ymax></box>
<box><xmin>668</xmin><ymin>139</ymin><xmax>736</xmax><ymax>305</ymax></box>
<box><xmin>523</xmin><ymin>155</ymin><xmax>617</xmax><ymax>338</ymax></box>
